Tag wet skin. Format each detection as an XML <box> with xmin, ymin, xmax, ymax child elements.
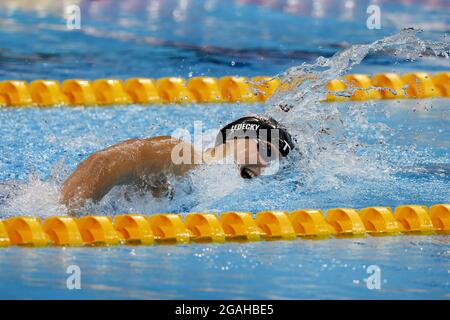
<box><xmin>60</xmin><ymin>136</ymin><xmax>279</xmax><ymax>212</ymax></box>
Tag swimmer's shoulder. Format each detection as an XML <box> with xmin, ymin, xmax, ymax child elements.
<box><xmin>93</xmin><ymin>136</ymin><xmax>196</xmax><ymax>165</ymax></box>
<box><xmin>139</xmin><ymin>136</ymin><xmax>199</xmax><ymax>175</ymax></box>
<box><xmin>141</xmin><ymin>136</ymin><xmax>195</xmax><ymax>152</ymax></box>
<box><xmin>100</xmin><ymin>136</ymin><xmax>188</xmax><ymax>152</ymax></box>
<box><xmin>143</xmin><ymin>135</ymin><xmax>186</xmax><ymax>145</ymax></box>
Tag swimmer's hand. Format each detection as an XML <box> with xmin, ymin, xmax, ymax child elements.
<box><xmin>60</xmin><ymin>136</ymin><xmax>197</xmax><ymax>213</ymax></box>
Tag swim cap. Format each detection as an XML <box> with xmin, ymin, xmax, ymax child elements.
<box><xmin>215</xmin><ymin>115</ymin><xmax>295</xmax><ymax>157</ymax></box>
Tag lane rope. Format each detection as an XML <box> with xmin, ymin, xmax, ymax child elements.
<box><xmin>0</xmin><ymin>204</ymin><xmax>448</xmax><ymax>247</ymax></box>
<box><xmin>0</xmin><ymin>72</ymin><xmax>448</xmax><ymax>107</ymax></box>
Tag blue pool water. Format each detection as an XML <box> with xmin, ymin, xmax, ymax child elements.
<box><xmin>0</xmin><ymin>0</ymin><xmax>449</xmax><ymax>299</ymax></box>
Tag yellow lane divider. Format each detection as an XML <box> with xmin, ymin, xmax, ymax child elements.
<box><xmin>0</xmin><ymin>204</ymin><xmax>448</xmax><ymax>247</ymax></box>
<box><xmin>0</xmin><ymin>72</ymin><xmax>448</xmax><ymax>107</ymax></box>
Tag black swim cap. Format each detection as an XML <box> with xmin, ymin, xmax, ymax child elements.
<box><xmin>215</xmin><ymin>115</ymin><xmax>295</xmax><ymax>157</ymax></box>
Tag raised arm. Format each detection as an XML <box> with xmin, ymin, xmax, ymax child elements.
<box><xmin>60</xmin><ymin>136</ymin><xmax>197</xmax><ymax>212</ymax></box>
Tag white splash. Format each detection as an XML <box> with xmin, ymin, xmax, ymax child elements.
<box><xmin>260</xmin><ymin>28</ymin><xmax>448</xmax><ymax>191</ymax></box>
<box><xmin>0</xmin><ymin>173</ymin><xmax>67</xmax><ymax>218</ymax></box>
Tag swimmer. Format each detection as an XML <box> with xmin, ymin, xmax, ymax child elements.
<box><xmin>60</xmin><ymin>114</ymin><xmax>295</xmax><ymax>212</ymax></box>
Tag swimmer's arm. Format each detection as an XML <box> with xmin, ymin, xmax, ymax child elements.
<box><xmin>60</xmin><ymin>137</ymin><xmax>198</xmax><ymax>211</ymax></box>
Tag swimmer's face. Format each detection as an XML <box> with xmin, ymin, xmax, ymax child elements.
<box><xmin>228</xmin><ymin>139</ymin><xmax>280</xmax><ymax>179</ymax></box>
